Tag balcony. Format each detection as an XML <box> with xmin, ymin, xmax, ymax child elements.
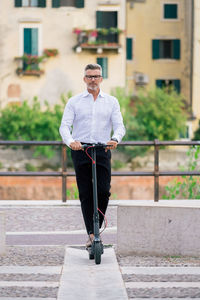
<box><xmin>14</xmin><ymin>49</ymin><xmax>58</xmax><ymax>77</ymax></box>
<box><xmin>73</xmin><ymin>28</ymin><xmax>123</xmax><ymax>54</ymax></box>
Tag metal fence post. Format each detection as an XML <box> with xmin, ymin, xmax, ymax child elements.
<box><xmin>154</xmin><ymin>139</ymin><xmax>159</xmax><ymax>202</ymax></box>
<box><xmin>62</xmin><ymin>144</ymin><xmax>67</xmax><ymax>202</ymax></box>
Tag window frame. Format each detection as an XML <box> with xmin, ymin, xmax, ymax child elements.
<box><xmin>161</xmin><ymin>1</ymin><xmax>179</xmax><ymax>21</ymax></box>
<box><xmin>152</xmin><ymin>39</ymin><xmax>181</xmax><ymax>60</ymax></box>
<box><xmin>97</xmin><ymin>57</ymin><xmax>108</xmax><ymax>79</ymax></box>
<box><xmin>126</xmin><ymin>37</ymin><xmax>134</xmax><ymax>61</ymax></box>
<box><xmin>156</xmin><ymin>79</ymin><xmax>181</xmax><ymax>93</ymax></box>
<box><xmin>19</xmin><ymin>23</ymin><xmax>42</xmax><ymax>57</ymax></box>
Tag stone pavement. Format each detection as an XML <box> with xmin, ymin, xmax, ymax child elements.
<box><xmin>0</xmin><ymin>200</ymin><xmax>200</xmax><ymax>299</ymax></box>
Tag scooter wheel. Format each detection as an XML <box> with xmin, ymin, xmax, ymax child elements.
<box><xmin>94</xmin><ymin>242</ymin><xmax>101</xmax><ymax>265</ymax></box>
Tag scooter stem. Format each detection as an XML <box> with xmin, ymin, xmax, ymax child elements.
<box><xmin>91</xmin><ymin>146</ymin><xmax>100</xmax><ymax>240</ymax></box>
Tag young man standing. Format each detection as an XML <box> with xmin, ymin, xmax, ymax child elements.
<box><xmin>59</xmin><ymin>63</ymin><xmax>125</xmax><ymax>247</ymax></box>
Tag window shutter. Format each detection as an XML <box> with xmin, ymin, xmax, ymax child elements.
<box><xmin>24</xmin><ymin>29</ymin><xmax>32</xmax><ymax>55</ymax></box>
<box><xmin>38</xmin><ymin>0</ymin><xmax>46</xmax><ymax>7</ymax></box>
<box><xmin>31</xmin><ymin>29</ymin><xmax>38</xmax><ymax>55</ymax></box>
<box><xmin>164</xmin><ymin>4</ymin><xmax>177</xmax><ymax>19</ymax></box>
<box><xmin>75</xmin><ymin>0</ymin><xmax>84</xmax><ymax>8</ymax></box>
<box><xmin>173</xmin><ymin>80</ymin><xmax>181</xmax><ymax>93</ymax></box>
<box><xmin>156</xmin><ymin>80</ymin><xmax>163</xmax><ymax>89</ymax></box>
<box><xmin>173</xmin><ymin>39</ymin><xmax>180</xmax><ymax>59</ymax></box>
<box><xmin>126</xmin><ymin>38</ymin><xmax>133</xmax><ymax>60</ymax></box>
<box><xmin>15</xmin><ymin>0</ymin><xmax>22</xmax><ymax>7</ymax></box>
<box><xmin>97</xmin><ymin>57</ymin><xmax>108</xmax><ymax>79</ymax></box>
<box><xmin>96</xmin><ymin>11</ymin><xmax>103</xmax><ymax>28</ymax></box>
<box><xmin>52</xmin><ymin>0</ymin><xmax>60</xmax><ymax>7</ymax></box>
<box><xmin>152</xmin><ymin>40</ymin><xmax>160</xmax><ymax>59</ymax></box>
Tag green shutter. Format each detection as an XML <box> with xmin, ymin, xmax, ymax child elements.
<box><xmin>52</xmin><ymin>0</ymin><xmax>60</xmax><ymax>7</ymax></box>
<box><xmin>15</xmin><ymin>0</ymin><xmax>22</xmax><ymax>7</ymax></box>
<box><xmin>38</xmin><ymin>0</ymin><xmax>46</xmax><ymax>7</ymax></box>
<box><xmin>96</xmin><ymin>11</ymin><xmax>103</xmax><ymax>28</ymax></box>
<box><xmin>164</xmin><ymin>4</ymin><xmax>177</xmax><ymax>19</ymax></box>
<box><xmin>156</xmin><ymin>80</ymin><xmax>163</xmax><ymax>89</ymax></box>
<box><xmin>173</xmin><ymin>80</ymin><xmax>181</xmax><ymax>93</ymax></box>
<box><xmin>24</xmin><ymin>29</ymin><xmax>32</xmax><ymax>54</ymax></box>
<box><xmin>173</xmin><ymin>39</ymin><xmax>180</xmax><ymax>59</ymax></box>
<box><xmin>152</xmin><ymin>40</ymin><xmax>160</xmax><ymax>59</ymax></box>
<box><xmin>126</xmin><ymin>38</ymin><xmax>133</xmax><ymax>60</ymax></box>
<box><xmin>97</xmin><ymin>57</ymin><xmax>108</xmax><ymax>79</ymax></box>
<box><xmin>75</xmin><ymin>0</ymin><xmax>84</xmax><ymax>8</ymax></box>
<box><xmin>31</xmin><ymin>28</ymin><xmax>38</xmax><ymax>55</ymax></box>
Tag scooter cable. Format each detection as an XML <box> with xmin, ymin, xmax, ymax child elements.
<box><xmin>85</xmin><ymin>146</ymin><xmax>95</xmax><ymax>164</ymax></box>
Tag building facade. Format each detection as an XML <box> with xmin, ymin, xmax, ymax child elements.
<box><xmin>0</xmin><ymin>0</ymin><xmax>126</xmax><ymax>107</ymax></box>
<box><xmin>126</xmin><ymin>0</ymin><xmax>195</xmax><ymax>137</ymax></box>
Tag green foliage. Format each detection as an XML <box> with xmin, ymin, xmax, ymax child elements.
<box><xmin>193</xmin><ymin>120</ymin><xmax>200</xmax><ymax>141</ymax></box>
<box><xmin>25</xmin><ymin>163</ymin><xmax>37</xmax><ymax>172</ymax></box>
<box><xmin>0</xmin><ymin>93</ymin><xmax>72</xmax><ymax>158</ymax></box>
<box><xmin>163</xmin><ymin>146</ymin><xmax>200</xmax><ymax>199</ymax></box>
<box><xmin>112</xmin><ymin>159</ymin><xmax>125</xmax><ymax>170</ymax></box>
<box><xmin>67</xmin><ymin>183</ymin><xmax>79</xmax><ymax>200</ymax></box>
<box><xmin>112</xmin><ymin>87</ymin><xmax>187</xmax><ymax>159</ymax></box>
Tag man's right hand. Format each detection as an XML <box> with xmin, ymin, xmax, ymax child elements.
<box><xmin>69</xmin><ymin>141</ymin><xmax>82</xmax><ymax>150</ymax></box>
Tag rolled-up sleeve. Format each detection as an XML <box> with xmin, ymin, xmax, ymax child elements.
<box><xmin>111</xmin><ymin>98</ymin><xmax>126</xmax><ymax>143</ymax></box>
<box><xmin>59</xmin><ymin>100</ymin><xmax>75</xmax><ymax>147</ymax></box>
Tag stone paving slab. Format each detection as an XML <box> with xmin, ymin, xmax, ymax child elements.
<box><xmin>121</xmin><ymin>266</ymin><xmax>200</xmax><ymax>275</ymax></box>
<box><xmin>0</xmin><ymin>281</ymin><xmax>59</xmax><ymax>287</ymax></box>
<box><xmin>126</xmin><ymin>282</ymin><xmax>200</xmax><ymax>288</ymax></box>
<box><xmin>0</xmin><ymin>298</ymin><xmax>56</xmax><ymax>300</ymax></box>
<box><xmin>57</xmin><ymin>246</ymin><xmax>128</xmax><ymax>300</ymax></box>
<box><xmin>0</xmin><ymin>266</ymin><xmax>62</xmax><ymax>274</ymax></box>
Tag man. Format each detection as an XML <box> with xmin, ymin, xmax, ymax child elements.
<box><xmin>59</xmin><ymin>63</ymin><xmax>125</xmax><ymax>247</ymax></box>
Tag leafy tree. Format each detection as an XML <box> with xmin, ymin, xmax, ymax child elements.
<box><xmin>0</xmin><ymin>93</ymin><xmax>72</xmax><ymax>159</ymax></box>
<box><xmin>112</xmin><ymin>87</ymin><xmax>187</xmax><ymax>159</ymax></box>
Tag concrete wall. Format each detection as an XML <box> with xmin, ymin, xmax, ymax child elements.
<box><xmin>117</xmin><ymin>200</ymin><xmax>200</xmax><ymax>256</ymax></box>
<box><xmin>0</xmin><ymin>212</ymin><xmax>6</xmax><ymax>255</ymax></box>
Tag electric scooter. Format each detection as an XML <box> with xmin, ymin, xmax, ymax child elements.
<box><xmin>82</xmin><ymin>143</ymin><xmax>109</xmax><ymax>265</ymax></box>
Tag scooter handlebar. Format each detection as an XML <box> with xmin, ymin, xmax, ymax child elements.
<box><xmin>81</xmin><ymin>143</ymin><xmax>109</xmax><ymax>150</ymax></box>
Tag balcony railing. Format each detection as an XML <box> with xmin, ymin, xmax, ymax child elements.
<box><xmin>0</xmin><ymin>140</ymin><xmax>200</xmax><ymax>202</ymax></box>
<box><xmin>73</xmin><ymin>28</ymin><xmax>123</xmax><ymax>54</ymax></box>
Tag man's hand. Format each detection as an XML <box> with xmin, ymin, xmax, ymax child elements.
<box><xmin>70</xmin><ymin>141</ymin><xmax>82</xmax><ymax>150</ymax></box>
<box><xmin>106</xmin><ymin>140</ymin><xmax>118</xmax><ymax>151</ymax></box>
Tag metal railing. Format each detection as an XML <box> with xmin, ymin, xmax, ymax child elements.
<box><xmin>0</xmin><ymin>140</ymin><xmax>200</xmax><ymax>202</ymax></box>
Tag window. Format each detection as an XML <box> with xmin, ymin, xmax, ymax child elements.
<box><xmin>52</xmin><ymin>0</ymin><xmax>84</xmax><ymax>7</ymax></box>
<box><xmin>96</xmin><ymin>11</ymin><xmax>118</xmax><ymax>43</ymax></box>
<box><xmin>152</xmin><ymin>39</ymin><xmax>180</xmax><ymax>59</ymax></box>
<box><xmin>23</xmin><ymin>28</ymin><xmax>39</xmax><ymax>70</ymax></box>
<box><xmin>164</xmin><ymin>3</ymin><xmax>178</xmax><ymax>19</ymax></box>
<box><xmin>126</xmin><ymin>38</ymin><xmax>133</xmax><ymax>60</ymax></box>
<box><xmin>97</xmin><ymin>57</ymin><xmax>108</xmax><ymax>79</ymax></box>
<box><xmin>15</xmin><ymin>0</ymin><xmax>46</xmax><ymax>7</ymax></box>
<box><xmin>156</xmin><ymin>79</ymin><xmax>181</xmax><ymax>93</ymax></box>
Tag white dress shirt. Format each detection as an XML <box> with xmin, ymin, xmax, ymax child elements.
<box><xmin>59</xmin><ymin>90</ymin><xmax>126</xmax><ymax>147</ymax></box>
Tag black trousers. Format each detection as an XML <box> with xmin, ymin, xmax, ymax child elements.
<box><xmin>71</xmin><ymin>148</ymin><xmax>111</xmax><ymax>235</ymax></box>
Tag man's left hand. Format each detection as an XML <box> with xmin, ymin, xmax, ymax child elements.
<box><xmin>106</xmin><ymin>140</ymin><xmax>118</xmax><ymax>151</ymax></box>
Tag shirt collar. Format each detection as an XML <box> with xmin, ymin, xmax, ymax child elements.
<box><xmin>82</xmin><ymin>90</ymin><xmax>105</xmax><ymax>98</ymax></box>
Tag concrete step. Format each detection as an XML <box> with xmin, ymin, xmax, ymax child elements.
<box><xmin>57</xmin><ymin>246</ymin><xmax>128</xmax><ymax>300</ymax></box>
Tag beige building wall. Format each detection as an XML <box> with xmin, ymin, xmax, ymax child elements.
<box><xmin>192</xmin><ymin>0</ymin><xmax>200</xmax><ymax>129</ymax></box>
<box><xmin>0</xmin><ymin>0</ymin><xmax>126</xmax><ymax>107</ymax></box>
<box><xmin>126</xmin><ymin>0</ymin><xmax>191</xmax><ymax>104</ymax></box>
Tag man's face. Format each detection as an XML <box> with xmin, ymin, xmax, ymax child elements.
<box><xmin>84</xmin><ymin>69</ymin><xmax>103</xmax><ymax>91</ymax></box>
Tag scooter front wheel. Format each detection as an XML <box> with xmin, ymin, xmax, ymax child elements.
<box><xmin>94</xmin><ymin>242</ymin><xmax>101</xmax><ymax>265</ymax></box>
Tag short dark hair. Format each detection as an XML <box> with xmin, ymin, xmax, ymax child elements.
<box><xmin>84</xmin><ymin>63</ymin><xmax>102</xmax><ymax>75</ymax></box>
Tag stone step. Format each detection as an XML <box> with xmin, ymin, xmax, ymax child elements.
<box><xmin>121</xmin><ymin>266</ymin><xmax>200</xmax><ymax>275</ymax></box>
<box><xmin>125</xmin><ymin>282</ymin><xmax>200</xmax><ymax>288</ymax></box>
<box><xmin>0</xmin><ymin>266</ymin><xmax>62</xmax><ymax>274</ymax></box>
<box><xmin>0</xmin><ymin>282</ymin><xmax>59</xmax><ymax>287</ymax></box>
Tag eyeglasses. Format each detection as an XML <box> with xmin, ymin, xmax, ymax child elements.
<box><xmin>85</xmin><ymin>75</ymin><xmax>102</xmax><ymax>80</ymax></box>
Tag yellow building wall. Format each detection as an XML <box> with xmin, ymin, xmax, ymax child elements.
<box><xmin>192</xmin><ymin>0</ymin><xmax>200</xmax><ymax>130</ymax></box>
<box><xmin>126</xmin><ymin>0</ymin><xmax>191</xmax><ymax>104</ymax></box>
